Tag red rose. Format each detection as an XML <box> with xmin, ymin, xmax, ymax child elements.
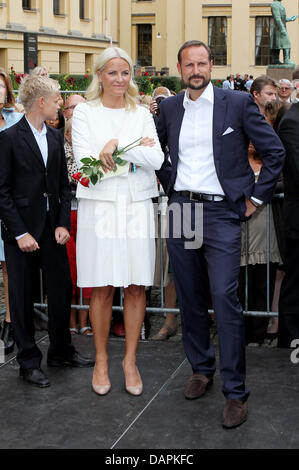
<box><xmin>73</xmin><ymin>172</ymin><xmax>82</xmax><ymax>181</ymax></box>
<box><xmin>80</xmin><ymin>177</ymin><xmax>90</xmax><ymax>188</ymax></box>
<box><xmin>145</xmin><ymin>72</ymin><xmax>149</xmax><ymax>76</ymax></box>
<box><xmin>85</xmin><ymin>74</ymin><xmax>89</xmax><ymax>79</ymax></box>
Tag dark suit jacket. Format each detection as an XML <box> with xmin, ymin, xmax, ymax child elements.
<box><xmin>277</xmin><ymin>102</ymin><xmax>299</xmax><ymax>238</ymax></box>
<box><xmin>0</xmin><ymin>115</ymin><xmax>71</xmax><ymax>242</ymax></box>
<box><xmin>156</xmin><ymin>86</ymin><xmax>285</xmax><ymax>219</ymax></box>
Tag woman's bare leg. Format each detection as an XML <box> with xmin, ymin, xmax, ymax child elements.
<box><xmin>89</xmin><ymin>286</ymin><xmax>115</xmax><ymax>386</ymax></box>
<box><xmin>123</xmin><ymin>285</ymin><xmax>146</xmax><ymax>387</ymax></box>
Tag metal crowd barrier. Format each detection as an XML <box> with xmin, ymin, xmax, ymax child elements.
<box><xmin>30</xmin><ymin>193</ymin><xmax>283</xmax><ymax>321</ymax></box>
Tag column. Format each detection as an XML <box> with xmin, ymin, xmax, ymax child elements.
<box><xmin>284</xmin><ymin>0</ymin><xmax>299</xmax><ymax>65</ymax></box>
<box><xmin>39</xmin><ymin>0</ymin><xmax>56</xmax><ymax>33</ymax></box>
<box><xmin>119</xmin><ymin>0</ymin><xmax>131</xmax><ymax>54</ymax></box>
<box><xmin>155</xmin><ymin>0</ymin><xmax>167</xmax><ymax>69</ymax></box>
<box><xmin>231</xmin><ymin>0</ymin><xmax>250</xmax><ymax>74</ymax></box>
<box><xmin>92</xmin><ymin>0</ymin><xmax>104</xmax><ymax>36</ymax></box>
<box><xmin>184</xmin><ymin>0</ymin><xmax>203</xmax><ymax>42</ymax></box>
<box><xmin>68</xmin><ymin>0</ymin><xmax>82</xmax><ymax>36</ymax></box>
<box><xmin>165</xmin><ymin>0</ymin><xmax>184</xmax><ymax>74</ymax></box>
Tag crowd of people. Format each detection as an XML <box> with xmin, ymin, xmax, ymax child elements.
<box><xmin>0</xmin><ymin>39</ymin><xmax>298</xmax><ymax>429</ymax></box>
<box><xmin>222</xmin><ymin>72</ymin><xmax>299</xmax><ymax>104</ymax></box>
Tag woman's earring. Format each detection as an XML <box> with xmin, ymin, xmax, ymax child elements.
<box><xmin>4</xmin><ymin>96</ymin><xmax>7</xmax><ymax>104</ymax></box>
<box><xmin>99</xmin><ymin>82</ymin><xmax>102</xmax><ymax>91</ymax></box>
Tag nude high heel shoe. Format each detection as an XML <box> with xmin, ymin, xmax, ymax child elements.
<box><xmin>92</xmin><ymin>382</ymin><xmax>111</xmax><ymax>396</ymax></box>
<box><xmin>122</xmin><ymin>360</ymin><xmax>143</xmax><ymax>396</ymax></box>
<box><xmin>92</xmin><ymin>367</ymin><xmax>111</xmax><ymax>396</ymax></box>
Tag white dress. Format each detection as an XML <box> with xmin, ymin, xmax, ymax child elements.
<box><xmin>72</xmin><ymin>103</ymin><xmax>164</xmax><ymax>288</ymax></box>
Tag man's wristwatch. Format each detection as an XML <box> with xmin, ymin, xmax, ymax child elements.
<box><xmin>249</xmin><ymin>197</ymin><xmax>263</xmax><ymax>208</ymax></box>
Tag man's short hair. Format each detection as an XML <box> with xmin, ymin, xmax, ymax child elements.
<box><xmin>19</xmin><ymin>75</ymin><xmax>60</xmax><ymax>113</ymax></box>
<box><xmin>250</xmin><ymin>75</ymin><xmax>277</xmax><ymax>95</ymax></box>
<box><xmin>177</xmin><ymin>40</ymin><xmax>212</xmax><ymax>64</ymax></box>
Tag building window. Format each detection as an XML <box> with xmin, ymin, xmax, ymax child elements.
<box><xmin>137</xmin><ymin>24</ymin><xmax>152</xmax><ymax>67</ymax></box>
<box><xmin>59</xmin><ymin>52</ymin><xmax>68</xmax><ymax>74</ymax></box>
<box><xmin>22</xmin><ymin>0</ymin><xmax>31</xmax><ymax>10</ymax></box>
<box><xmin>79</xmin><ymin>0</ymin><xmax>85</xmax><ymax>20</ymax></box>
<box><xmin>85</xmin><ymin>53</ymin><xmax>93</xmax><ymax>73</ymax></box>
<box><xmin>208</xmin><ymin>17</ymin><xmax>227</xmax><ymax>66</ymax></box>
<box><xmin>255</xmin><ymin>16</ymin><xmax>274</xmax><ymax>66</ymax></box>
<box><xmin>53</xmin><ymin>0</ymin><xmax>60</xmax><ymax>15</ymax></box>
<box><xmin>0</xmin><ymin>49</ymin><xmax>6</xmax><ymax>70</ymax></box>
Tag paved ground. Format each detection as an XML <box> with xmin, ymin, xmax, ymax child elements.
<box><xmin>1</xmin><ymin>334</ymin><xmax>298</xmax><ymax>449</ymax></box>
<box><xmin>3</xmin><ymin>271</ymin><xmax>294</xmax><ymax>450</ymax></box>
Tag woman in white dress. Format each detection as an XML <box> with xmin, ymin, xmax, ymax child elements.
<box><xmin>72</xmin><ymin>47</ymin><xmax>164</xmax><ymax>396</ymax></box>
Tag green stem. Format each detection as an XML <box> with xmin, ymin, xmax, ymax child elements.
<box><xmin>116</xmin><ymin>137</ymin><xmax>142</xmax><ymax>154</ymax></box>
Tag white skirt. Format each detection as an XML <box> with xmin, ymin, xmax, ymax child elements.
<box><xmin>76</xmin><ymin>178</ymin><xmax>156</xmax><ymax>288</ymax></box>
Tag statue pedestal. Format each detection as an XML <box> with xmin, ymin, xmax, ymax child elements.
<box><xmin>266</xmin><ymin>66</ymin><xmax>295</xmax><ymax>82</ymax></box>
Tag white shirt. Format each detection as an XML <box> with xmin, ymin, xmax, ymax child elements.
<box><xmin>26</xmin><ymin>117</ymin><xmax>48</xmax><ymax>167</ymax></box>
<box><xmin>16</xmin><ymin>119</ymin><xmax>49</xmax><ymax>240</ymax></box>
<box><xmin>174</xmin><ymin>82</ymin><xmax>224</xmax><ymax>196</ymax></box>
<box><xmin>26</xmin><ymin>118</ymin><xmax>49</xmax><ymax>212</ymax></box>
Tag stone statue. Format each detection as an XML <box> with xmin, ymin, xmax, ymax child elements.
<box><xmin>270</xmin><ymin>0</ymin><xmax>298</xmax><ymax>66</ymax></box>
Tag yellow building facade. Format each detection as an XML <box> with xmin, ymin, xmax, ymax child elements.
<box><xmin>0</xmin><ymin>0</ymin><xmax>298</xmax><ymax>78</ymax></box>
<box><xmin>0</xmin><ymin>0</ymin><xmax>117</xmax><ymax>74</ymax></box>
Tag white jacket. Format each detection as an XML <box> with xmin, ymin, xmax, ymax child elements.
<box><xmin>72</xmin><ymin>101</ymin><xmax>164</xmax><ymax>202</ymax></box>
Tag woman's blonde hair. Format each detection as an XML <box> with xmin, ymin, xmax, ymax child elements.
<box><xmin>19</xmin><ymin>75</ymin><xmax>60</xmax><ymax>113</ymax></box>
<box><xmin>86</xmin><ymin>47</ymin><xmax>138</xmax><ymax>110</ymax></box>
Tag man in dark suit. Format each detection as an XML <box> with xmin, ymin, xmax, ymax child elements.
<box><xmin>277</xmin><ymin>103</ymin><xmax>299</xmax><ymax>347</ymax></box>
<box><xmin>156</xmin><ymin>40</ymin><xmax>285</xmax><ymax>428</ymax></box>
<box><xmin>0</xmin><ymin>75</ymin><xmax>94</xmax><ymax>388</ymax></box>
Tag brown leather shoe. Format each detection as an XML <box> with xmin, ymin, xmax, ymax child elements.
<box><xmin>184</xmin><ymin>373</ymin><xmax>213</xmax><ymax>400</ymax></box>
<box><xmin>222</xmin><ymin>399</ymin><xmax>248</xmax><ymax>429</ymax></box>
